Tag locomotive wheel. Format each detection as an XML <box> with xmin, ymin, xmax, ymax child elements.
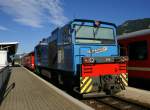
<box><xmin>58</xmin><ymin>74</ymin><xmax>64</xmax><ymax>85</ymax></box>
<box><xmin>35</xmin><ymin>66</ymin><xmax>41</xmax><ymax>75</ymax></box>
<box><xmin>52</xmin><ymin>72</ymin><xmax>59</xmax><ymax>85</ymax></box>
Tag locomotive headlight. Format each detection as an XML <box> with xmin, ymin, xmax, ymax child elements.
<box><xmin>83</xmin><ymin>57</ymin><xmax>95</xmax><ymax>64</ymax></box>
<box><xmin>120</xmin><ymin>56</ymin><xmax>128</xmax><ymax>62</ymax></box>
<box><xmin>89</xmin><ymin>57</ymin><xmax>95</xmax><ymax>63</ymax></box>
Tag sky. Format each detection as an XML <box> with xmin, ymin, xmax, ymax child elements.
<box><xmin>0</xmin><ymin>0</ymin><xmax>150</xmax><ymax>54</ymax></box>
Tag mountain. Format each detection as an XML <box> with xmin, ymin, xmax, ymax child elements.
<box><xmin>117</xmin><ymin>18</ymin><xmax>150</xmax><ymax>35</ymax></box>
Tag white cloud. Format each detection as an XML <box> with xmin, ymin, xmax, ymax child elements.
<box><xmin>0</xmin><ymin>0</ymin><xmax>68</xmax><ymax>28</ymax></box>
<box><xmin>0</xmin><ymin>25</ymin><xmax>8</xmax><ymax>31</ymax></box>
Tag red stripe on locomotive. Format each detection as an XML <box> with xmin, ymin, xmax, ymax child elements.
<box><xmin>82</xmin><ymin>63</ymin><xmax>127</xmax><ymax>77</ymax></box>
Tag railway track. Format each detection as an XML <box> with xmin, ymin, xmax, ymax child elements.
<box><xmin>82</xmin><ymin>96</ymin><xmax>150</xmax><ymax>110</ymax></box>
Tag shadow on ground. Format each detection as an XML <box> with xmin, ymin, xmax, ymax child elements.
<box><xmin>0</xmin><ymin>67</ymin><xmax>15</xmax><ymax>105</ymax></box>
<box><xmin>129</xmin><ymin>78</ymin><xmax>150</xmax><ymax>91</ymax></box>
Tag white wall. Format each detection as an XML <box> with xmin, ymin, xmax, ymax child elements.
<box><xmin>0</xmin><ymin>50</ymin><xmax>8</xmax><ymax>68</ymax></box>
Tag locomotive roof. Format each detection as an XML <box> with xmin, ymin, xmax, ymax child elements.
<box><xmin>73</xmin><ymin>19</ymin><xmax>117</xmax><ymax>28</ymax></box>
<box><xmin>117</xmin><ymin>29</ymin><xmax>150</xmax><ymax>40</ymax></box>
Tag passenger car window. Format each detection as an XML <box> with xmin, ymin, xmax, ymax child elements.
<box><xmin>128</xmin><ymin>41</ymin><xmax>148</xmax><ymax>60</ymax></box>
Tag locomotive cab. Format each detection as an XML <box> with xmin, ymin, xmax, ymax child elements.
<box><xmin>70</xmin><ymin>19</ymin><xmax>128</xmax><ymax>95</ymax></box>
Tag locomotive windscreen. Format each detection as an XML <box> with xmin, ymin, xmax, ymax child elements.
<box><xmin>75</xmin><ymin>25</ymin><xmax>115</xmax><ymax>44</ymax></box>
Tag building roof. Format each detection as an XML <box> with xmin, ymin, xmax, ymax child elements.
<box><xmin>117</xmin><ymin>29</ymin><xmax>150</xmax><ymax>40</ymax></box>
<box><xmin>0</xmin><ymin>42</ymin><xmax>19</xmax><ymax>55</ymax></box>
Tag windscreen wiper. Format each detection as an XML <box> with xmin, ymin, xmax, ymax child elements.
<box><xmin>76</xmin><ymin>22</ymin><xmax>84</xmax><ymax>33</ymax></box>
<box><xmin>93</xmin><ymin>27</ymin><xmax>99</xmax><ymax>38</ymax></box>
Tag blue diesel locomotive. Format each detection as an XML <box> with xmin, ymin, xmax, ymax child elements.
<box><xmin>34</xmin><ymin>19</ymin><xmax>128</xmax><ymax>95</ymax></box>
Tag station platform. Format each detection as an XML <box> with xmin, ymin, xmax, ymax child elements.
<box><xmin>116</xmin><ymin>86</ymin><xmax>150</xmax><ymax>108</ymax></box>
<box><xmin>0</xmin><ymin>67</ymin><xmax>93</xmax><ymax>110</ymax></box>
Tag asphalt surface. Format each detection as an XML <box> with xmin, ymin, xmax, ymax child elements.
<box><xmin>0</xmin><ymin>67</ymin><xmax>93</xmax><ymax>110</ymax></box>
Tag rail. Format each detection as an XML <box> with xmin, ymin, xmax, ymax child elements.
<box><xmin>82</xmin><ymin>96</ymin><xmax>150</xmax><ymax>110</ymax></box>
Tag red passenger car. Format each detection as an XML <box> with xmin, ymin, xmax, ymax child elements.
<box><xmin>118</xmin><ymin>29</ymin><xmax>150</xmax><ymax>82</ymax></box>
<box><xmin>22</xmin><ymin>52</ymin><xmax>35</xmax><ymax>70</ymax></box>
